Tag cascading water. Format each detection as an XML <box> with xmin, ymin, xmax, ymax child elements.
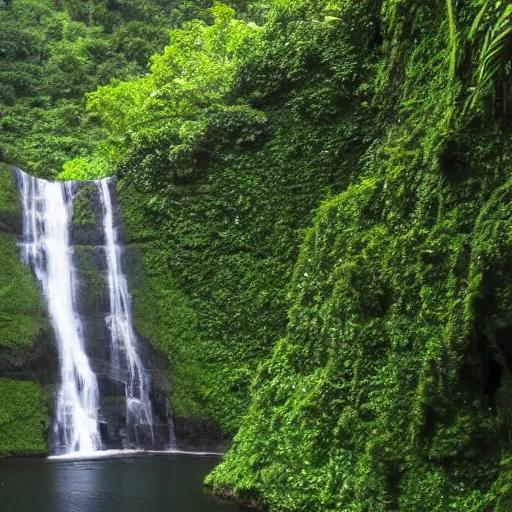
<box><xmin>15</xmin><ymin>168</ymin><xmax>101</xmax><ymax>454</ymax></box>
<box><xmin>14</xmin><ymin>169</ymin><xmax>169</xmax><ymax>456</ymax></box>
<box><xmin>96</xmin><ymin>179</ymin><xmax>154</xmax><ymax>446</ymax></box>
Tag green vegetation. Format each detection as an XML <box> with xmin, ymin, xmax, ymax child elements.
<box><xmin>0</xmin><ymin>165</ymin><xmax>45</xmax><ymax>349</ymax></box>
<box><xmin>0</xmin><ymin>378</ymin><xmax>48</xmax><ymax>456</ymax></box>
<box><xmin>72</xmin><ymin>183</ymin><xmax>97</xmax><ymax>226</ymax></box>
<box><xmin>4</xmin><ymin>0</ymin><xmax>512</xmax><ymax>509</ymax></box>
<box><xmin>75</xmin><ymin>248</ymin><xmax>108</xmax><ymax>301</ymax></box>
<box><xmin>0</xmin><ymin>0</ymin><xmax>177</xmax><ymax>177</ymax></box>
<box><xmin>102</xmin><ymin>1</ymin><xmax>368</xmax><ymax>432</ymax></box>
<box><xmin>0</xmin><ymin>163</ymin><xmax>20</xmax><ymax>215</ymax></box>
<box><xmin>0</xmin><ymin>233</ymin><xmax>44</xmax><ymax>348</ymax></box>
<box><xmin>0</xmin><ymin>165</ymin><xmax>48</xmax><ymax>456</ymax></box>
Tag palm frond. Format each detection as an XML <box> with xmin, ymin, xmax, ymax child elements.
<box><xmin>466</xmin><ymin>4</ymin><xmax>512</xmax><ymax>113</ymax></box>
<box><xmin>468</xmin><ymin>1</ymin><xmax>489</xmax><ymax>42</ymax></box>
<box><xmin>446</xmin><ymin>0</ymin><xmax>458</xmax><ymax>80</ymax></box>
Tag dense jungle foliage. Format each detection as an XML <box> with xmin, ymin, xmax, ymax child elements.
<box><xmin>4</xmin><ymin>0</ymin><xmax>512</xmax><ymax>510</ymax></box>
<box><xmin>0</xmin><ymin>0</ymin><xmax>220</xmax><ymax>176</ymax></box>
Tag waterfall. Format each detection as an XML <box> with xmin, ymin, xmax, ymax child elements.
<box><xmin>14</xmin><ymin>169</ymin><xmax>166</xmax><ymax>455</ymax></box>
<box><xmin>15</xmin><ymin>168</ymin><xmax>101</xmax><ymax>454</ymax></box>
<box><xmin>96</xmin><ymin>179</ymin><xmax>154</xmax><ymax>445</ymax></box>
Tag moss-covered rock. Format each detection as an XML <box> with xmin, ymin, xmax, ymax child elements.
<box><xmin>0</xmin><ymin>166</ymin><xmax>45</xmax><ymax>349</ymax></box>
<box><xmin>0</xmin><ymin>233</ymin><xmax>47</xmax><ymax>349</ymax></box>
<box><xmin>0</xmin><ymin>165</ymin><xmax>52</xmax><ymax>456</ymax></box>
<box><xmin>73</xmin><ymin>246</ymin><xmax>109</xmax><ymax>316</ymax></box>
<box><xmin>0</xmin><ymin>378</ymin><xmax>48</xmax><ymax>456</ymax></box>
<box><xmin>71</xmin><ymin>181</ymin><xmax>105</xmax><ymax>246</ymax></box>
<box><xmin>0</xmin><ymin>164</ymin><xmax>21</xmax><ymax>235</ymax></box>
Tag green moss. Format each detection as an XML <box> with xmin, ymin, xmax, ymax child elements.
<box><xmin>74</xmin><ymin>246</ymin><xmax>108</xmax><ymax>299</ymax></box>
<box><xmin>82</xmin><ymin>269</ymin><xmax>107</xmax><ymax>298</ymax></box>
<box><xmin>0</xmin><ymin>164</ymin><xmax>20</xmax><ymax>216</ymax></box>
<box><xmin>72</xmin><ymin>183</ymin><xmax>97</xmax><ymax>227</ymax></box>
<box><xmin>0</xmin><ymin>378</ymin><xmax>48</xmax><ymax>456</ymax></box>
<box><xmin>0</xmin><ymin>234</ymin><xmax>44</xmax><ymax>349</ymax></box>
<box><xmin>131</xmin><ymin>259</ymin><xmax>206</xmax><ymax>419</ymax></box>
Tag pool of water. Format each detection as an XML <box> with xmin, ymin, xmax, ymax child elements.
<box><xmin>0</xmin><ymin>453</ymin><xmax>246</xmax><ymax>512</ymax></box>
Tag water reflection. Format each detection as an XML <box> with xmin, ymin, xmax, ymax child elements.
<box><xmin>0</xmin><ymin>454</ymin><xmax>244</xmax><ymax>512</ymax></box>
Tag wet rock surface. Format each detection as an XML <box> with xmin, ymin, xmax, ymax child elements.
<box><xmin>0</xmin><ymin>329</ymin><xmax>58</xmax><ymax>385</ymax></box>
<box><xmin>68</xmin><ymin>180</ymin><xmax>173</xmax><ymax>451</ymax></box>
<box><xmin>173</xmin><ymin>417</ymin><xmax>231</xmax><ymax>453</ymax></box>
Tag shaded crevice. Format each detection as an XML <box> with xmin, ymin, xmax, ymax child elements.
<box><xmin>474</xmin><ymin>330</ymin><xmax>504</xmax><ymax>401</ymax></box>
<box><xmin>483</xmin><ymin>351</ymin><xmax>503</xmax><ymax>397</ymax></box>
<box><xmin>494</xmin><ymin>326</ymin><xmax>512</xmax><ymax>373</ymax></box>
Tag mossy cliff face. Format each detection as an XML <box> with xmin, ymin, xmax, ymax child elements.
<box><xmin>0</xmin><ymin>378</ymin><xmax>48</xmax><ymax>456</ymax></box>
<box><xmin>0</xmin><ymin>164</ymin><xmax>50</xmax><ymax>456</ymax></box>
<box><xmin>116</xmin><ymin>1</ymin><xmax>376</xmax><ymax>440</ymax></box>
<box><xmin>206</xmin><ymin>1</ymin><xmax>512</xmax><ymax>511</ymax></box>
<box><xmin>118</xmin><ymin>182</ymin><xmax>227</xmax><ymax>449</ymax></box>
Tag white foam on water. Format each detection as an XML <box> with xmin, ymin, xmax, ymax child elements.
<box><xmin>162</xmin><ymin>449</ymin><xmax>226</xmax><ymax>456</ymax></box>
<box><xmin>48</xmin><ymin>449</ymin><xmax>225</xmax><ymax>461</ymax></box>
<box><xmin>48</xmin><ymin>449</ymin><xmax>145</xmax><ymax>461</ymax></box>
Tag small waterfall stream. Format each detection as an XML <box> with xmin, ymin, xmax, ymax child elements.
<box><xmin>14</xmin><ymin>169</ymin><xmax>169</xmax><ymax>455</ymax></box>
<box><xmin>97</xmin><ymin>179</ymin><xmax>154</xmax><ymax>445</ymax></box>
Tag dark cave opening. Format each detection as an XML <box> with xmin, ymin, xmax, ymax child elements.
<box><xmin>484</xmin><ymin>353</ymin><xmax>503</xmax><ymax>397</ymax></box>
<box><xmin>473</xmin><ymin>327</ymin><xmax>504</xmax><ymax>399</ymax></box>
<box><xmin>494</xmin><ymin>326</ymin><xmax>512</xmax><ymax>372</ymax></box>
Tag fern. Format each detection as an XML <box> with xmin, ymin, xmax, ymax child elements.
<box><xmin>467</xmin><ymin>3</ymin><xmax>512</xmax><ymax>112</ymax></box>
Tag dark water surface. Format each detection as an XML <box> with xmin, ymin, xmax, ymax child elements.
<box><xmin>0</xmin><ymin>453</ymin><xmax>246</xmax><ymax>512</ymax></box>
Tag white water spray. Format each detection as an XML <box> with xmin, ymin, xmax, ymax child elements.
<box><xmin>97</xmin><ymin>179</ymin><xmax>154</xmax><ymax>445</ymax></box>
<box><xmin>15</xmin><ymin>168</ymin><xmax>101</xmax><ymax>454</ymax></box>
